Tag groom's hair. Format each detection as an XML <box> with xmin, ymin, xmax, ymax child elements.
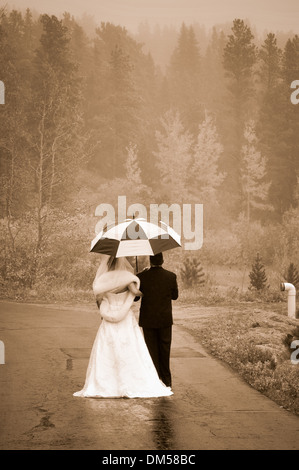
<box><xmin>150</xmin><ymin>253</ymin><xmax>164</xmax><ymax>266</ymax></box>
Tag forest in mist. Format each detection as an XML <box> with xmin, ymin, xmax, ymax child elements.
<box><xmin>0</xmin><ymin>6</ymin><xmax>299</xmax><ymax>299</ymax></box>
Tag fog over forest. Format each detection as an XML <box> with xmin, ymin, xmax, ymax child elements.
<box><xmin>0</xmin><ymin>2</ymin><xmax>299</xmax><ymax>300</ymax></box>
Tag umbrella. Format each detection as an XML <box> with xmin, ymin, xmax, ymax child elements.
<box><xmin>90</xmin><ymin>217</ymin><xmax>181</xmax><ymax>271</ymax></box>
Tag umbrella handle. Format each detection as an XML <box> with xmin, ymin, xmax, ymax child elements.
<box><xmin>135</xmin><ymin>256</ymin><xmax>138</xmax><ymax>273</ymax></box>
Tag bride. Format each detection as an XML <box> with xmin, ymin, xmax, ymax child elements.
<box><xmin>74</xmin><ymin>255</ymin><xmax>173</xmax><ymax>398</ymax></box>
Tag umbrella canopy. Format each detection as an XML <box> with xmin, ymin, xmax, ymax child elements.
<box><xmin>90</xmin><ymin>218</ymin><xmax>181</xmax><ymax>257</ymax></box>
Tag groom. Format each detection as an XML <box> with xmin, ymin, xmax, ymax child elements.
<box><xmin>135</xmin><ymin>252</ymin><xmax>178</xmax><ymax>388</ymax></box>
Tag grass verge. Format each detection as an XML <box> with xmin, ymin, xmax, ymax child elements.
<box><xmin>176</xmin><ymin>304</ymin><xmax>299</xmax><ymax>416</ymax></box>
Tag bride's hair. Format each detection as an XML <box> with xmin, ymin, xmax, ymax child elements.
<box><xmin>92</xmin><ymin>255</ymin><xmax>137</xmax><ymax>298</ymax></box>
<box><xmin>95</xmin><ymin>255</ymin><xmax>134</xmax><ymax>277</ymax></box>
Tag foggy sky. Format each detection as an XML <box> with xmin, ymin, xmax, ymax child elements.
<box><xmin>4</xmin><ymin>0</ymin><xmax>299</xmax><ymax>33</ymax></box>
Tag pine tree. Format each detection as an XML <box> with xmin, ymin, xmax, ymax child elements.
<box><xmin>202</xmin><ymin>27</ymin><xmax>227</xmax><ymax>114</ymax></box>
<box><xmin>89</xmin><ymin>23</ymin><xmax>146</xmax><ymax>178</ymax></box>
<box><xmin>256</xmin><ymin>33</ymin><xmax>282</xmax><ymax>217</ymax></box>
<box><xmin>170</xmin><ymin>23</ymin><xmax>200</xmax><ymax>76</ymax></box>
<box><xmin>191</xmin><ymin>112</ymin><xmax>225</xmax><ymax>203</ymax></box>
<box><xmin>168</xmin><ymin>23</ymin><xmax>202</xmax><ymax>134</ymax></box>
<box><xmin>249</xmin><ymin>253</ymin><xmax>268</xmax><ymax>290</ymax></box>
<box><xmin>258</xmin><ymin>32</ymin><xmax>282</xmax><ymax>91</ymax></box>
<box><xmin>108</xmin><ymin>45</ymin><xmax>140</xmax><ymax>176</ymax></box>
<box><xmin>283</xmin><ymin>35</ymin><xmax>299</xmax><ymax>85</ymax></box>
<box><xmin>223</xmin><ymin>19</ymin><xmax>257</xmax><ymax>102</ymax></box>
<box><xmin>180</xmin><ymin>257</ymin><xmax>205</xmax><ymax>288</ymax></box>
<box><xmin>282</xmin><ymin>36</ymin><xmax>299</xmax><ymax>182</ymax></box>
<box><xmin>257</xmin><ymin>35</ymin><xmax>298</xmax><ymax>219</ymax></box>
<box><xmin>241</xmin><ymin>120</ymin><xmax>272</xmax><ymax>222</ymax></box>
<box><xmin>284</xmin><ymin>263</ymin><xmax>299</xmax><ymax>289</ymax></box>
<box><xmin>223</xmin><ymin>19</ymin><xmax>257</xmax><ymax>206</ymax></box>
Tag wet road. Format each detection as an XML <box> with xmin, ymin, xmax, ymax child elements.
<box><xmin>0</xmin><ymin>300</ymin><xmax>299</xmax><ymax>450</ymax></box>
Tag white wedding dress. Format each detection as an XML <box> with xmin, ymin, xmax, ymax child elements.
<box><xmin>74</xmin><ymin>257</ymin><xmax>173</xmax><ymax>399</ymax></box>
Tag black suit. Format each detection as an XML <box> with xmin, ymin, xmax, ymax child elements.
<box><xmin>136</xmin><ymin>266</ymin><xmax>178</xmax><ymax>387</ymax></box>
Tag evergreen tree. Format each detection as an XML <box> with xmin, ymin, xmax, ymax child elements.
<box><xmin>258</xmin><ymin>32</ymin><xmax>282</xmax><ymax>91</ymax></box>
<box><xmin>223</xmin><ymin>19</ymin><xmax>257</xmax><ymax>103</ymax></box>
<box><xmin>249</xmin><ymin>252</ymin><xmax>268</xmax><ymax>290</ymax></box>
<box><xmin>180</xmin><ymin>257</ymin><xmax>205</xmax><ymax>288</ymax></box>
<box><xmin>167</xmin><ymin>23</ymin><xmax>202</xmax><ymax>134</ymax></box>
<box><xmin>107</xmin><ymin>44</ymin><xmax>140</xmax><ymax>176</ymax></box>
<box><xmin>62</xmin><ymin>12</ymin><xmax>92</xmax><ymax>79</ymax></box>
<box><xmin>283</xmin><ymin>35</ymin><xmax>299</xmax><ymax>84</ymax></box>
<box><xmin>282</xmin><ymin>36</ymin><xmax>299</xmax><ymax>179</ymax></box>
<box><xmin>88</xmin><ymin>23</ymin><xmax>156</xmax><ymax>179</ymax></box>
<box><xmin>284</xmin><ymin>263</ymin><xmax>299</xmax><ymax>289</ymax></box>
<box><xmin>170</xmin><ymin>23</ymin><xmax>200</xmax><ymax>74</ymax></box>
<box><xmin>202</xmin><ymin>27</ymin><xmax>227</xmax><ymax>114</ymax></box>
<box><xmin>241</xmin><ymin>120</ymin><xmax>272</xmax><ymax>222</ymax></box>
<box><xmin>223</xmin><ymin>19</ymin><xmax>257</xmax><ymax>206</ymax></box>
<box><xmin>257</xmin><ymin>35</ymin><xmax>298</xmax><ymax>219</ymax></box>
<box><xmin>256</xmin><ymin>32</ymin><xmax>282</xmax><ymax>169</ymax></box>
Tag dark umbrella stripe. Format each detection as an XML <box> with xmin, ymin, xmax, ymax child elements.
<box><xmin>90</xmin><ymin>237</ymin><xmax>120</xmax><ymax>255</ymax></box>
<box><xmin>149</xmin><ymin>236</ymin><xmax>181</xmax><ymax>254</ymax></box>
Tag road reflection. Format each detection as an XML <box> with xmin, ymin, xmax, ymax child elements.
<box><xmin>150</xmin><ymin>398</ymin><xmax>177</xmax><ymax>450</ymax></box>
<box><xmin>74</xmin><ymin>395</ymin><xmax>179</xmax><ymax>450</ymax></box>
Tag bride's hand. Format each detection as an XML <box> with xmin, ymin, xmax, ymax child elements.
<box><xmin>135</xmin><ymin>290</ymin><xmax>143</xmax><ymax>297</ymax></box>
<box><xmin>128</xmin><ymin>282</ymin><xmax>143</xmax><ymax>296</ymax></box>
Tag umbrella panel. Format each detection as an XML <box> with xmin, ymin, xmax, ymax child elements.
<box><xmin>121</xmin><ymin>220</ymin><xmax>149</xmax><ymax>240</ymax></box>
<box><xmin>90</xmin><ymin>217</ymin><xmax>181</xmax><ymax>256</ymax></box>
<box><xmin>116</xmin><ymin>240</ymin><xmax>154</xmax><ymax>257</ymax></box>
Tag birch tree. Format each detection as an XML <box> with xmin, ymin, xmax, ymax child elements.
<box><xmin>154</xmin><ymin>109</ymin><xmax>193</xmax><ymax>202</ymax></box>
<box><xmin>0</xmin><ymin>10</ymin><xmax>32</xmax><ymax>282</ymax></box>
<box><xmin>191</xmin><ymin>113</ymin><xmax>225</xmax><ymax>203</ymax></box>
<box><xmin>28</xmin><ymin>15</ymin><xmax>85</xmax><ymax>284</ymax></box>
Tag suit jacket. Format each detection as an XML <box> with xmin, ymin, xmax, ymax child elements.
<box><xmin>136</xmin><ymin>266</ymin><xmax>178</xmax><ymax>328</ymax></box>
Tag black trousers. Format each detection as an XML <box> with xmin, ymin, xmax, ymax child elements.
<box><xmin>142</xmin><ymin>326</ymin><xmax>172</xmax><ymax>387</ymax></box>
